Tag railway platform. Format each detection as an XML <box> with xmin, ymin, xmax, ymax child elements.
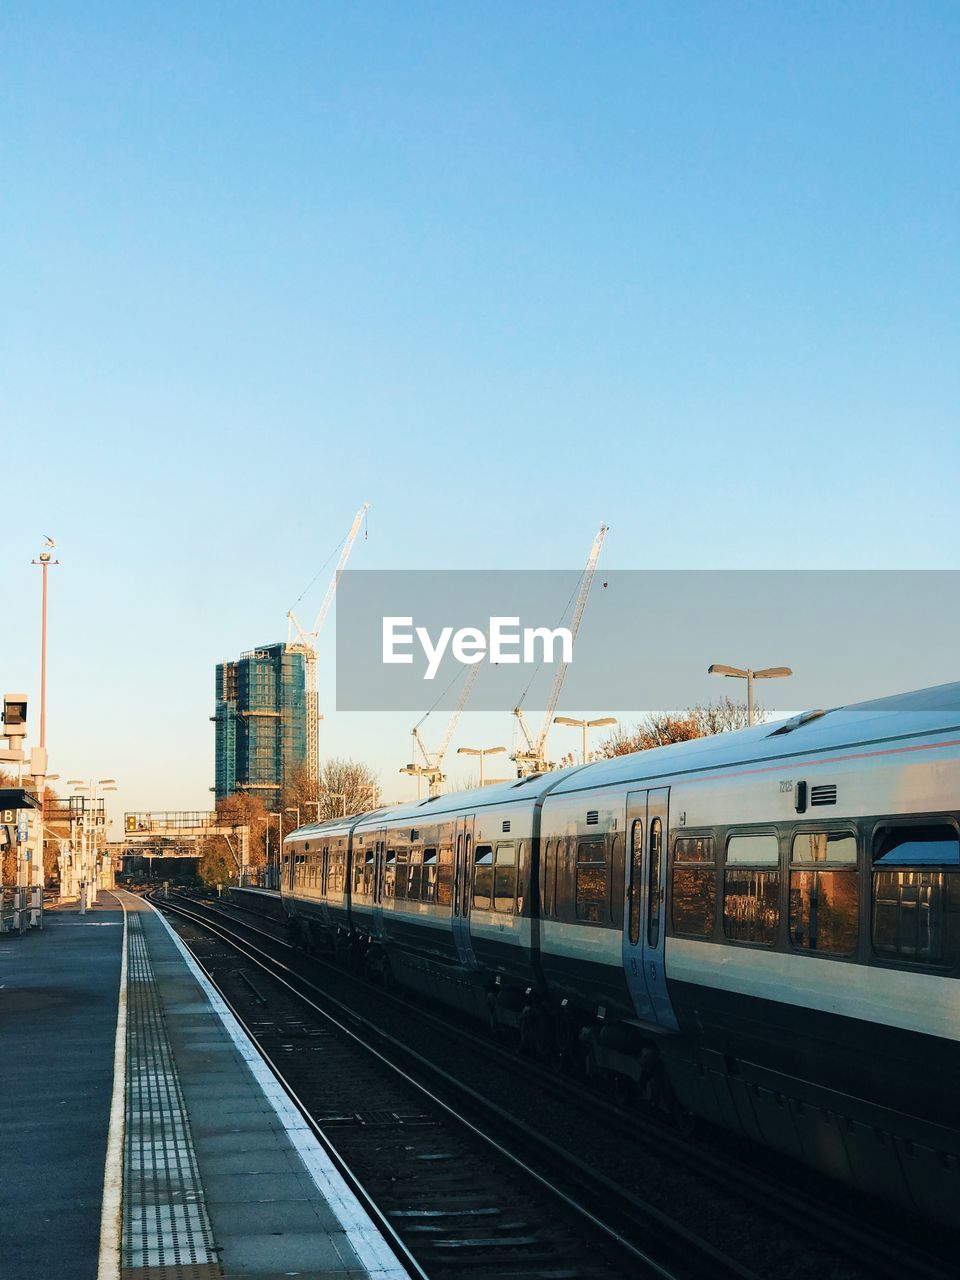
<box><xmin>0</xmin><ymin>889</ymin><xmax>408</xmax><ymax>1280</ymax></box>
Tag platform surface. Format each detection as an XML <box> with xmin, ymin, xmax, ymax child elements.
<box><xmin>0</xmin><ymin>890</ymin><xmax>406</xmax><ymax>1280</ymax></box>
<box><xmin>0</xmin><ymin>893</ymin><xmax>123</xmax><ymax>1279</ymax></box>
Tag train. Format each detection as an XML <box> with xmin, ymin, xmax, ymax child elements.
<box><xmin>280</xmin><ymin>681</ymin><xmax>960</xmax><ymax>1225</ymax></box>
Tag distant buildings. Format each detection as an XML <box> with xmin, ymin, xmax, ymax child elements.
<box><xmin>213</xmin><ymin>643</ymin><xmax>307</xmax><ymax>802</ymax></box>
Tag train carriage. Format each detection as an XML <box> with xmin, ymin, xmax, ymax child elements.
<box><xmin>281</xmin><ymin>681</ymin><xmax>960</xmax><ymax>1224</ymax></box>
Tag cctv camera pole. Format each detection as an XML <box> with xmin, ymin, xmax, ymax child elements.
<box><xmin>31</xmin><ymin>542</ymin><xmax>58</xmax><ymax>891</ymax></box>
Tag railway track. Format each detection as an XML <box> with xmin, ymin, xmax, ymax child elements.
<box><xmin>152</xmin><ymin>890</ymin><xmax>766</xmax><ymax>1280</ymax></box>
<box><xmin>155</xmin><ymin>889</ymin><xmax>956</xmax><ymax>1280</ymax></box>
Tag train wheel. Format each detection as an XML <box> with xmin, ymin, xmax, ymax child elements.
<box><xmin>607</xmin><ymin>1072</ymin><xmax>636</xmax><ymax>1108</ymax></box>
<box><xmin>666</xmin><ymin>1082</ymin><xmax>696</xmax><ymax>1136</ymax></box>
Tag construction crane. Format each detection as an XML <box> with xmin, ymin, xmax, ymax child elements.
<box><xmin>287</xmin><ymin>502</ymin><xmax>369</xmax><ymax>790</ymax></box>
<box><xmin>403</xmin><ymin>651</ymin><xmax>485</xmax><ymax>799</ymax></box>
<box><xmin>512</xmin><ymin>523</ymin><xmax>609</xmax><ymax>775</ymax></box>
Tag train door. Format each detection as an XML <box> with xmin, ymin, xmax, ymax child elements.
<box><xmin>623</xmin><ymin>788</ymin><xmax>678</xmax><ymax>1029</ymax></box>
<box><xmin>371</xmin><ymin>827</ymin><xmax>387</xmax><ymax>940</ymax></box>
<box><xmin>452</xmin><ymin>814</ymin><xmax>479</xmax><ymax>970</ymax></box>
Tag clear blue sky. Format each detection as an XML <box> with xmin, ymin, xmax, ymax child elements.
<box><xmin>2</xmin><ymin>3</ymin><xmax>957</xmax><ymax>822</ymax></box>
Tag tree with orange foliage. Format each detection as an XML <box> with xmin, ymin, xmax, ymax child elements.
<box><xmin>597</xmin><ymin>698</ymin><xmax>757</xmax><ymax>758</ymax></box>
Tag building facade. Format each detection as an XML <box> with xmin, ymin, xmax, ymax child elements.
<box><xmin>213</xmin><ymin>643</ymin><xmax>307</xmax><ymax>801</ymax></box>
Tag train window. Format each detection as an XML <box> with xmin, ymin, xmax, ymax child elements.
<box><xmin>576</xmin><ymin>840</ymin><xmax>607</xmax><ymax>923</ymax></box>
<box><xmin>628</xmin><ymin>820</ymin><xmax>642</xmax><ymax>945</ymax></box>
<box><xmin>516</xmin><ymin>843</ymin><xmax>526</xmax><ymax>913</ymax></box>
<box><xmin>673</xmin><ymin>868</ymin><xmax>717</xmax><ymax>937</ymax></box>
<box><xmin>647</xmin><ymin>818</ymin><xmax>663</xmax><ymax>946</ymax></box>
<box><xmin>358</xmin><ymin>849</ymin><xmax>375</xmax><ymax>894</ymax></box>
<box><xmin>727</xmin><ymin>834</ymin><xmax>780</xmax><ymax>865</ymax></box>
<box><xmin>474</xmin><ymin>843</ymin><xmax>494</xmax><ymax>909</ymax></box>
<box><xmin>407</xmin><ymin>849</ymin><xmax>423</xmax><ymax>902</ymax></box>
<box><xmin>792</xmin><ymin>831</ymin><xmax>857</xmax><ymax>864</ymax></box>
<box><xmin>672</xmin><ymin>834</ymin><xmax>717</xmax><ymax>937</ymax></box>
<box><xmin>541</xmin><ymin>840</ymin><xmax>553</xmax><ymax>917</ymax></box>
<box><xmin>723</xmin><ymin>836</ymin><xmax>780</xmax><ymax>945</ymax></box>
<box><xmin>871</xmin><ymin>823</ymin><xmax>960</xmax><ymax>966</ymax></box>
<box><xmin>873</xmin><ymin>869</ymin><xmax>960</xmax><ymax>965</ymax></box>
<box><xmin>463</xmin><ymin>835</ymin><xmax>473</xmax><ymax>914</ymax></box>
<box><xmin>674</xmin><ymin>836</ymin><xmax>714</xmax><ymax>862</ymax></box>
<box><xmin>384</xmin><ymin>849</ymin><xmax>397</xmax><ymax>899</ymax></box>
<box><xmin>873</xmin><ymin>823</ymin><xmax>960</xmax><ymax>866</ymax></box>
<box><xmin>790</xmin><ymin>869</ymin><xmax>858</xmax><ymax>954</ymax></box>
<box><xmin>788</xmin><ymin>831</ymin><xmax>858</xmax><ymax>955</ymax></box>
<box><xmin>437</xmin><ymin>847</ymin><xmax>454</xmax><ymax>906</ymax></box>
<box><xmin>723</xmin><ymin>869</ymin><xmax>780</xmax><ymax>944</ymax></box>
<box><xmin>610</xmin><ymin>833</ymin><xmax>625</xmax><ymax>928</ymax></box>
<box><xmin>420</xmin><ymin>848</ymin><xmax>438</xmax><ymax>904</ymax></box>
<box><xmin>454</xmin><ymin>835</ymin><xmax>463</xmax><ymax>914</ymax></box>
<box><xmin>554</xmin><ymin>836</ymin><xmax>575</xmax><ymax>920</ymax></box>
<box><xmin>494</xmin><ymin>842</ymin><xmax>516</xmax><ymax>912</ymax></box>
<box><xmin>395</xmin><ymin>849</ymin><xmax>409</xmax><ymax>900</ymax></box>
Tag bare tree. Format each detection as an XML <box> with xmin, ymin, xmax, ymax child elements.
<box><xmin>282</xmin><ymin>759</ymin><xmax>381</xmax><ymax>824</ymax></box>
<box><xmin>688</xmin><ymin>696</ymin><xmax>756</xmax><ymax>735</ymax></box>
<box><xmin>598</xmin><ymin>698</ymin><xmax>759</xmax><ymax>758</ymax></box>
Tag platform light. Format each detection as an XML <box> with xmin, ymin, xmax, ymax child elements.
<box><xmin>553</xmin><ymin>716</ymin><xmax>618</xmax><ymax>765</ymax></box>
<box><xmin>707</xmin><ymin>664</ymin><xmax>793</xmax><ymax>726</ymax></box>
<box><xmin>457</xmin><ymin>745</ymin><xmax>507</xmax><ymax>787</ymax></box>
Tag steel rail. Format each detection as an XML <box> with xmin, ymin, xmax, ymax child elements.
<box><xmin>155</xmin><ymin>892</ymin><xmax>758</xmax><ymax>1280</ymax></box>
<box><xmin>178</xmin><ymin>887</ymin><xmax>958</xmax><ymax>1280</ymax></box>
<box><xmin>150</xmin><ymin>893</ymin><xmax>430</xmax><ymax>1280</ymax></box>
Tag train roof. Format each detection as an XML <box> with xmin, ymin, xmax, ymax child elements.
<box><xmin>283</xmin><ymin>682</ymin><xmax>960</xmax><ymax>839</ymax></box>
<box><xmin>547</xmin><ymin>679</ymin><xmax>960</xmax><ymax>796</ymax></box>
<box><xmin>282</xmin><ymin>805</ymin><xmax>396</xmax><ymax>843</ymax></box>
<box><xmin>282</xmin><ymin>766</ymin><xmax>593</xmax><ymax>842</ymax></box>
<box><xmin>352</xmin><ymin>762</ymin><xmax>593</xmax><ymax>832</ymax></box>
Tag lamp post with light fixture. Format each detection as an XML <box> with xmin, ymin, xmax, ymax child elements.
<box><xmin>707</xmin><ymin>664</ymin><xmax>793</xmax><ymax>726</ymax></box>
<box><xmin>456</xmin><ymin>745</ymin><xmax>507</xmax><ymax>787</ymax></box>
<box><xmin>400</xmin><ymin>763</ymin><xmax>440</xmax><ymax>800</ymax></box>
<box><xmin>553</xmin><ymin>716</ymin><xmax>618</xmax><ymax>765</ymax></box>
<box><xmin>66</xmin><ymin>778</ymin><xmax>117</xmax><ymax>910</ymax></box>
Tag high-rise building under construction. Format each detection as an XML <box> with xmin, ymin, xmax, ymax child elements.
<box><xmin>213</xmin><ymin>643</ymin><xmax>307</xmax><ymax>801</ymax></box>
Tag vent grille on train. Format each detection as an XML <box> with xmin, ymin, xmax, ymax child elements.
<box><xmin>502</xmin><ymin>820</ymin><xmax>511</xmax><ymax>833</ymax></box>
<box><xmin>586</xmin><ymin>810</ymin><xmax>599</xmax><ymax>825</ymax></box>
<box><xmin>410</xmin><ymin>828</ymin><xmax>419</xmax><ymax>840</ymax></box>
<box><xmin>811</xmin><ymin>785</ymin><xmax>837</xmax><ymax>806</ymax></box>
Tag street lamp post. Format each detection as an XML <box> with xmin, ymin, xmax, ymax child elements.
<box><xmin>400</xmin><ymin>763</ymin><xmax>440</xmax><ymax>800</ymax></box>
<box><xmin>553</xmin><ymin>716</ymin><xmax>618</xmax><ymax>765</ymax></box>
<box><xmin>707</xmin><ymin>664</ymin><xmax>793</xmax><ymax>726</ymax></box>
<box><xmin>66</xmin><ymin>777</ymin><xmax>117</xmax><ymax>910</ymax></box>
<box><xmin>456</xmin><ymin>745</ymin><xmax>507</xmax><ymax>787</ymax></box>
<box><xmin>31</xmin><ymin>538</ymin><xmax>58</xmax><ymax>755</ymax></box>
<box><xmin>267</xmin><ymin>811</ymin><xmax>284</xmax><ymax>889</ymax></box>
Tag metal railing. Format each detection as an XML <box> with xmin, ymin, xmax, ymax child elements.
<box><xmin>0</xmin><ymin>885</ymin><xmax>43</xmax><ymax>934</ymax></box>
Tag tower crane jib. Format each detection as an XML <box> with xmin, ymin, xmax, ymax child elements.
<box><xmin>513</xmin><ymin>522</ymin><xmax>608</xmax><ymax>775</ymax></box>
<box><xmin>286</xmin><ymin>502</ymin><xmax>370</xmax><ymax>790</ymax></box>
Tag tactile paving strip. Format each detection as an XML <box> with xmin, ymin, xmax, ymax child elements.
<box><xmin>122</xmin><ymin>912</ymin><xmax>222</xmax><ymax>1280</ymax></box>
